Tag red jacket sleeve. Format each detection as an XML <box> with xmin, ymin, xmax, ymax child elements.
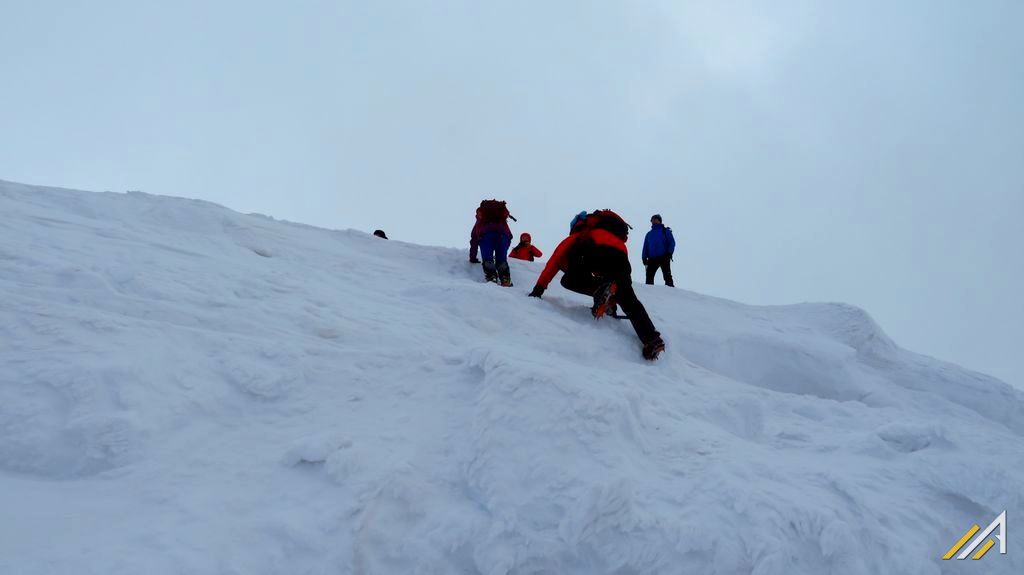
<box><xmin>530</xmin><ymin>245</ymin><xmax>543</xmax><ymax>259</ymax></box>
<box><xmin>535</xmin><ymin>235</ymin><xmax>575</xmax><ymax>289</ymax></box>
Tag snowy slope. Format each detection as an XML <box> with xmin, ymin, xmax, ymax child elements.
<box><xmin>1</xmin><ymin>179</ymin><xmax>1021</xmax><ymax>575</ymax></box>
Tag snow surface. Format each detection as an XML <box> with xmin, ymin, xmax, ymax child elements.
<box><xmin>1</xmin><ymin>179</ymin><xmax>1022</xmax><ymax>575</ymax></box>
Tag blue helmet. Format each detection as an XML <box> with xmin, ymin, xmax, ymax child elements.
<box><xmin>569</xmin><ymin>211</ymin><xmax>588</xmax><ymax>232</ymax></box>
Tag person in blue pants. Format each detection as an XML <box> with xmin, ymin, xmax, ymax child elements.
<box><xmin>469</xmin><ymin>200</ymin><xmax>515</xmax><ymax>286</ymax></box>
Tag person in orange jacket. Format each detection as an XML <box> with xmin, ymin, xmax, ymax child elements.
<box><xmin>509</xmin><ymin>232</ymin><xmax>543</xmax><ymax>261</ymax></box>
<box><xmin>527</xmin><ymin>210</ymin><xmax>665</xmax><ymax>360</ymax></box>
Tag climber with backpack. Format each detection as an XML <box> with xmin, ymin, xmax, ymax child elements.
<box><xmin>469</xmin><ymin>199</ymin><xmax>515</xmax><ymax>286</ymax></box>
<box><xmin>642</xmin><ymin>214</ymin><xmax>675</xmax><ymax>287</ymax></box>
<box><xmin>527</xmin><ymin>210</ymin><xmax>666</xmax><ymax>360</ymax></box>
<box><xmin>509</xmin><ymin>232</ymin><xmax>543</xmax><ymax>262</ymax></box>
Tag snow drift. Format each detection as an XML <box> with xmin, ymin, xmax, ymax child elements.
<box><xmin>1</xmin><ymin>179</ymin><xmax>1021</xmax><ymax>575</ymax></box>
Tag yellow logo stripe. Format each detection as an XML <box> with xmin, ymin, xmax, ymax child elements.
<box><xmin>972</xmin><ymin>539</ymin><xmax>995</xmax><ymax>560</ymax></box>
<box><xmin>943</xmin><ymin>525</ymin><xmax>980</xmax><ymax>560</ymax></box>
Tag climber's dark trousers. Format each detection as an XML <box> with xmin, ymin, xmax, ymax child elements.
<box><xmin>559</xmin><ymin>248</ymin><xmax>660</xmax><ymax>344</ymax></box>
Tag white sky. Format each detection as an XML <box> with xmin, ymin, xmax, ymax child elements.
<box><xmin>2</xmin><ymin>0</ymin><xmax>1022</xmax><ymax>385</ymax></box>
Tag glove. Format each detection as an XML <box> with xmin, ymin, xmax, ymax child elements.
<box><xmin>470</xmin><ymin>257</ymin><xmax>480</xmax><ymax>263</ymax></box>
<box><xmin>642</xmin><ymin>259</ymin><xmax>649</xmax><ymax>267</ymax></box>
<box><xmin>528</xmin><ymin>285</ymin><xmax>545</xmax><ymax>298</ymax></box>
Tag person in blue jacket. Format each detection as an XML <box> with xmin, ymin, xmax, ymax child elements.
<box><xmin>642</xmin><ymin>214</ymin><xmax>675</xmax><ymax>286</ymax></box>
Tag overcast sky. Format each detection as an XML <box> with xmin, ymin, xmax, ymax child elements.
<box><xmin>2</xmin><ymin>0</ymin><xmax>1021</xmax><ymax>385</ymax></box>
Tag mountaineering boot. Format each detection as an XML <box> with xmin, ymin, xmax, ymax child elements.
<box><xmin>642</xmin><ymin>335</ymin><xmax>666</xmax><ymax>361</ymax></box>
<box><xmin>591</xmin><ymin>281</ymin><xmax>617</xmax><ymax>318</ymax></box>
<box><xmin>482</xmin><ymin>259</ymin><xmax>497</xmax><ymax>283</ymax></box>
<box><xmin>497</xmin><ymin>261</ymin><xmax>513</xmax><ymax>287</ymax></box>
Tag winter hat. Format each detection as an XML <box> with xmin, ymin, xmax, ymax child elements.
<box><xmin>520</xmin><ymin>232</ymin><xmax>532</xmax><ymax>242</ymax></box>
<box><xmin>651</xmin><ymin>214</ymin><xmax>662</xmax><ymax>223</ymax></box>
<box><xmin>373</xmin><ymin>229</ymin><xmax>388</xmax><ymax>239</ymax></box>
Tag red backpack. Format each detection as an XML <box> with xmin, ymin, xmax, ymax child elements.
<box><xmin>478</xmin><ymin>199</ymin><xmax>513</xmax><ymax>223</ymax></box>
<box><xmin>583</xmin><ymin>209</ymin><xmax>631</xmax><ymax>241</ymax></box>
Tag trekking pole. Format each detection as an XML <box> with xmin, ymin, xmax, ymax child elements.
<box><xmin>509</xmin><ymin>214</ymin><xmax>518</xmax><ymax>222</ymax></box>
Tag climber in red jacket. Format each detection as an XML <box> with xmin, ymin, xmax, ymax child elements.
<box><xmin>527</xmin><ymin>210</ymin><xmax>665</xmax><ymax>360</ymax></box>
<box><xmin>509</xmin><ymin>233</ymin><xmax>543</xmax><ymax>262</ymax></box>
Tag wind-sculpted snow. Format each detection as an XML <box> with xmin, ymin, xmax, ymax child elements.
<box><xmin>1</xmin><ymin>179</ymin><xmax>1021</xmax><ymax>574</ymax></box>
